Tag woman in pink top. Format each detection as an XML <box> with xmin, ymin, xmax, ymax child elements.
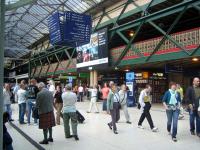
<box><xmin>101</xmin><ymin>83</ymin><xmax>110</xmax><ymax>111</ymax></box>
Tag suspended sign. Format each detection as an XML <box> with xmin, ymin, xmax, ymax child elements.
<box><xmin>48</xmin><ymin>11</ymin><xmax>92</xmax><ymax>47</ymax></box>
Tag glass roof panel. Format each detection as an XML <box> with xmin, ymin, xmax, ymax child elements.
<box><xmin>5</xmin><ymin>0</ymin><xmax>104</xmax><ymax>58</ymax></box>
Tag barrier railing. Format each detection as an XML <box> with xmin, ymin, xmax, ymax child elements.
<box><xmin>111</xmin><ymin>27</ymin><xmax>200</xmax><ymax>61</ymax></box>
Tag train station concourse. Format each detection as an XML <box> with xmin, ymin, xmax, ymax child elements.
<box><xmin>1</xmin><ymin>0</ymin><xmax>200</xmax><ymax>150</ymax></box>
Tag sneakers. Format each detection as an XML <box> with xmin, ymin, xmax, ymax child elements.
<box><xmin>66</xmin><ymin>135</ymin><xmax>73</xmax><ymax>139</ymax></box>
<box><xmin>107</xmin><ymin>123</ymin><xmax>112</xmax><ymax>130</ymax></box>
<box><xmin>126</xmin><ymin>121</ymin><xmax>132</xmax><ymax>124</ymax></box>
<box><xmin>172</xmin><ymin>137</ymin><xmax>177</xmax><ymax>142</ymax></box>
<box><xmin>39</xmin><ymin>140</ymin><xmax>48</xmax><ymax>144</ymax></box>
<box><xmin>74</xmin><ymin>135</ymin><xmax>79</xmax><ymax>141</ymax></box>
<box><xmin>113</xmin><ymin>130</ymin><xmax>118</xmax><ymax>134</ymax></box>
<box><xmin>138</xmin><ymin>125</ymin><xmax>144</xmax><ymax>129</ymax></box>
<box><xmin>47</xmin><ymin>138</ymin><xmax>53</xmax><ymax>142</ymax></box>
<box><xmin>33</xmin><ymin>123</ymin><xmax>38</xmax><ymax>126</ymax></box>
<box><xmin>191</xmin><ymin>131</ymin><xmax>195</xmax><ymax>135</ymax></box>
<box><xmin>152</xmin><ymin>127</ymin><xmax>158</xmax><ymax>132</ymax></box>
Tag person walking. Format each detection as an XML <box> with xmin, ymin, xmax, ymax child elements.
<box><xmin>107</xmin><ymin>84</ymin><xmax>120</xmax><ymax>134</ymax></box>
<box><xmin>36</xmin><ymin>82</ymin><xmax>55</xmax><ymax>144</ymax></box>
<box><xmin>138</xmin><ymin>84</ymin><xmax>158</xmax><ymax>132</ymax></box>
<box><xmin>26</xmin><ymin>79</ymin><xmax>39</xmax><ymax>125</ymax></box>
<box><xmin>16</xmin><ymin>84</ymin><xmax>27</xmax><ymax>124</ymax></box>
<box><xmin>3</xmin><ymin>83</ymin><xmax>13</xmax><ymax>121</ymax></box>
<box><xmin>163</xmin><ymin>82</ymin><xmax>181</xmax><ymax>142</ymax></box>
<box><xmin>119</xmin><ymin>84</ymin><xmax>131</xmax><ymax>124</ymax></box>
<box><xmin>101</xmin><ymin>83</ymin><xmax>110</xmax><ymax>112</ymax></box>
<box><xmin>54</xmin><ymin>85</ymin><xmax>63</xmax><ymax>125</ymax></box>
<box><xmin>176</xmin><ymin>84</ymin><xmax>184</xmax><ymax>119</ymax></box>
<box><xmin>87</xmin><ymin>85</ymin><xmax>99</xmax><ymax>113</ymax></box>
<box><xmin>78</xmin><ymin>84</ymin><xmax>84</xmax><ymax>102</ymax></box>
<box><xmin>62</xmin><ymin>84</ymin><xmax>79</xmax><ymax>141</ymax></box>
<box><xmin>186</xmin><ymin>77</ymin><xmax>200</xmax><ymax>137</ymax></box>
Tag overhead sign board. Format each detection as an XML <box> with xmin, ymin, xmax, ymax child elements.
<box><xmin>48</xmin><ymin>11</ymin><xmax>92</xmax><ymax>47</ymax></box>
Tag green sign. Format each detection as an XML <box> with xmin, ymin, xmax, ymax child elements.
<box><xmin>79</xmin><ymin>73</ymin><xmax>89</xmax><ymax>78</ymax></box>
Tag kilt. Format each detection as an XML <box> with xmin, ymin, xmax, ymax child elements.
<box><xmin>39</xmin><ymin>111</ymin><xmax>55</xmax><ymax>129</ymax></box>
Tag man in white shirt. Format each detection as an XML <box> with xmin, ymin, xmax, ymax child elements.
<box><xmin>3</xmin><ymin>83</ymin><xmax>13</xmax><ymax>121</ymax></box>
<box><xmin>78</xmin><ymin>85</ymin><xmax>84</xmax><ymax>102</ymax></box>
<box><xmin>87</xmin><ymin>85</ymin><xmax>99</xmax><ymax>113</ymax></box>
<box><xmin>62</xmin><ymin>84</ymin><xmax>79</xmax><ymax>141</ymax></box>
<box><xmin>17</xmin><ymin>84</ymin><xmax>27</xmax><ymax>124</ymax></box>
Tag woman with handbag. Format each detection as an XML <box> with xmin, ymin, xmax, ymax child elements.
<box><xmin>107</xmin><ymin>84</ymin><xmax>120</xmax><ymax>134</ymax></box>
<box><xmin>138</xmin><ymin>84</ymin><xmax>158</xmax><ymax>132</ymax></box>
<box><xmin>119</xmin><ymin>84</ymin><xmax>131</xmax><ymax>124</ymax></box>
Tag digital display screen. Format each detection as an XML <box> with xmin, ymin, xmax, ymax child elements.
<box><xmin>76</xmin><ymin>28</ymin><xmax>108</xmax><ymax>69</ymax></box>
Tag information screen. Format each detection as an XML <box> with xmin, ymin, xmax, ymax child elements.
<box><xmin>76</xmin><ymin>28</ymin><xmax>108</xmax><ymax>69</ymax></box>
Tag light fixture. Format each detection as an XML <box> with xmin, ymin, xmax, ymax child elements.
<box><xmin>129</xmin><ymin>31</ymin><xmax>135</xmax><ymax>37</ymax></box>
<box><xmin>124</xmin><ymin>69</ymin><xmax>130</xmax><ymax>72</ymax></box>
<box><xmin>192</xmin><ymin>58</ymin><xmax>199</xmax><ymax>62</ymax></box>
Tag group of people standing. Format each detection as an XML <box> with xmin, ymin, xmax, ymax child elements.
<box><xmin>3</xmin><ymin>77</ymin><xmax>200</xmax><ymax>147</ymax></box>
<box><xmin>3</xmin><ymin>79</ymin><xmax>80</xmax><ymax>147</ymax></box>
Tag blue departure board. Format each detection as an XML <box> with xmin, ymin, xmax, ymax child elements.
<box><xmin>48</xmin><ymin>13</ymin><xmax>62</xmax><ymax>45</ymax></box>
<box><xmin>48</xmin><ymin>11</ymin><xmax>92</xmax><ymax>47</ymax></box>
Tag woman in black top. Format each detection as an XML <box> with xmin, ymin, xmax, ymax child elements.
<box><xmin>54</xmin><ymin>86</ymin><xmax>63</xmax><ymax>125</ymax></box>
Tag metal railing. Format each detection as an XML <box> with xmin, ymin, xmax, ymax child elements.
<box><xmin>111</xmin><ymin>27</ymin><xmax>200</xmax><ymax>60</ymax></box>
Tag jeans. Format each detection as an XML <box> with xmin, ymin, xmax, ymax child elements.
<box><xmin>4</xmin><ymin>104</ymin><xmax>12</xmax><ymax>120</ymax></box>
<box><xmin>27</xmin><ymin>99</ymin><xmax>37</xmax><ymax>124</ymax></box>
<box><xmin>138</xmin><ymin>102</ymin><xmax>154</xmax><ymax>129</ymax></box>
<box><xmin>102</xmin><ymin>100</ymin><xmax>107</xmax><ymax>111</ymax></box>
<box><xmin>166</xmin><ymin>109</ymin><xmax>180</xmax><ymax>138</ymax></box>
<box><xmin>189</xmin><ymin>109</ymin><xmax>200</xmax><ymax>134</ymax></box>
<box><xmin>78</xmin><ymin>92</ymin><xmax>83</xmax><ymax>102</ymax></box>
<box><xmin>19</xmin><ymin>103</ymin><xmax>26</xmax><ymax>123</ymax></box>
<box><xmin>4</xmin><ymin>144</ymin><xmax>13</xmax><ymax>150</ymax></box>
<box><xmin>63</xmin><ymin>112</ymin><xmax>78</xmax><ymax>138</ymax></box>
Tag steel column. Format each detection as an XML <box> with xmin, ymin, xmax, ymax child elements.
<box><xmin>0</xmin><ymin>1</ymin><xmax>5</xmax><ymax>149</ymax></box>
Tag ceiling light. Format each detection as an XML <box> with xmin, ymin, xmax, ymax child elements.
<box><xmin>129</xmin><ymin>31</ymin><xmax>134</xmax><ymax>37</ymax></box>
<box><xmin>192</xmin><ymin>58</ymin><xmax>199</xmax><ymax>62</ymax></box>
<box><xmin>124</xmin><ymin>69</ymin><xmax>130</xmax><ymax>72</ymax></box>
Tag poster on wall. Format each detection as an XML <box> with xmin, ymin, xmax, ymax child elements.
<box><xmin>76</xmin><ymin>28</ymin><xmax>108</xmax><ymax>70</ymax></box>
<box><xmin>126</xmin><ymin>82</ymin><xmax>133</xmax><ymax>96</ymax></box>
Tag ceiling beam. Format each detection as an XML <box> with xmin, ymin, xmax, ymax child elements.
<box><xmin>5</xmin><ymin>0</ymin><xmax>38</xmax><ymax>11</ymax></box>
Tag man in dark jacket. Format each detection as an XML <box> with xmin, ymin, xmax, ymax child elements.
<box><xmin>36</xmin><ymin>82</ymin><xmax>55</xmax><ymax>144</ymax></box>
<box><xmin>185</xmin><ymin>77</ymin><xmax>200</xmax><ymax>137</ymax></box>
<box><xmin>3</xmin><ymin>112</ymin><xmax>13</xmax><ymax>150</ymax></box>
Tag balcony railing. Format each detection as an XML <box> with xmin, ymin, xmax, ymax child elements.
<box><xmin>111</xmin><ymin>27</ymin><xmax>200</xmax><ymax>61</ymax></box>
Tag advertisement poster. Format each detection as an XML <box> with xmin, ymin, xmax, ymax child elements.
<box><xmin>76</xmin><ymin>28</ymin><xmax>108</xmax><ymax>69</ymax></box>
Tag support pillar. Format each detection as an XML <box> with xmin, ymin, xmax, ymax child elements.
<box><xmin>93</xmin><ymin>70</ymin><xmax>98</xmax><ymax>86</ymax></box>
<box><xmin>90</xmin><ymin>70</ymin><xmax>98</xmax><ymax>87</ymax></box>
<box><xmin>0</xmin><ymin>0</ymin><xmax>5</xmax><ymax>149</ymax></box>
<box><xmin>90</xmin><ymin>71</ymin><xmax>93</xmax><ymax>87</ymax></box>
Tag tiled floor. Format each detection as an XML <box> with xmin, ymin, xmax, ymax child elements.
<box><xmin>7</xmin><ymin>102</ymin><xmax>200</xmax><ymax>150</ymax></box>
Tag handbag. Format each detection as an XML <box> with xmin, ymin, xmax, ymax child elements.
<box><xmin>32</xmin><ymin>106</ymin><xmax>39</xmax><ymax>119</ymax></box>
<box><xmin>137</xmin><ymin>103</ymin><xmax>141</xmax><ymax>109</ymax></box>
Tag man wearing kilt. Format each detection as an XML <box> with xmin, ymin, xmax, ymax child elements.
<box><xmin>36</xmin><ymin>82</ymin><xmax>55</xmax><ymax>144</ymax></box>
